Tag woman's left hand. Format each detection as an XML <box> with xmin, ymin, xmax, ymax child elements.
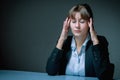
<box><xmin>88</xmin><ymin>18</ymin><xmax>99</xmax><ymax>45</ymax></box>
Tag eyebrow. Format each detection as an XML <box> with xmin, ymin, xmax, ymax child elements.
<box><xmin>71</xmin><ymin>18</ymin><xmax>85</xmax><ymax>20</ymax></box>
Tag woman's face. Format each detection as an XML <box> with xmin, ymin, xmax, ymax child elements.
<box><xmin>70</xmin><ymin>12</ymin><xmax>89</xmax><ymax>37</ymax></box>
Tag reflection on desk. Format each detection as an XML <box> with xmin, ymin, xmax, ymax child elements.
<box><xmin>0</xmin><ymin>70</ymin><xmax>98</xmax><ymax>80</ymax></box>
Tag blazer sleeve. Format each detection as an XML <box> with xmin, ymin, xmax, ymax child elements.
<box><xmin>46</xmin><ymin>36</ymin><xmax>72</xmax><ymax>75</ymax></box>
<box><xmin>92</xmin><ymin>36</ymin><xmax>111</xmax><ymax>80</ymax></box>
<box><xmin>46</xmin><ymin>47</ymin><xmax>64</xmax><ymax>75</ymax></box>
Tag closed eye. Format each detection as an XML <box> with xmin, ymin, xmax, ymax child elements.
<box><xmin>71</xmin><ymin>20</ymin><xmax>76</xmax><ymax>23</ymax></box>
<box><xmin>80</xmin><ymin>19</ymin><xmax>86</xmax><ymax>23</ymax></box>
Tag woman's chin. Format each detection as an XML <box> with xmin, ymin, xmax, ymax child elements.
<box><xmin>73</xmin><ymin>33</ymin><xmax>81</xmax><ymax>37</ymax></box>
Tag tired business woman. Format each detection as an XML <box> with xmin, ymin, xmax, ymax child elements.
<box><xmin>46</xmin><ymin>3</ymin><xmax>112</xmax><ymax>80</ymax></box>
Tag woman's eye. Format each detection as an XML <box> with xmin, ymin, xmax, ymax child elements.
<box><xmin>72</xmin><ymin>20</ymin><xmax>76</xmax><ymax>23</ymax></box>
<box><xmin>80</xmin><ymin>20</ymin><xmax>85</xmax><ymax>23</ymax></box>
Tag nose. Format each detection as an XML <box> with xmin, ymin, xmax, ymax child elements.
<box><xmin>75</xmin><ymin>21</ymin><xmax>80</xmax><ymax>28</ymax></box>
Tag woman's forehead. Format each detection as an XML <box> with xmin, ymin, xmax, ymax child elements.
<box><xmin>70</xmin><ymin>12</ymin><xmax>82</xmax><ymax>19</ymax></box>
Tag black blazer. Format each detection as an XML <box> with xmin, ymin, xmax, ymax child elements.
<box><xmin>46</xmin><ymin>35</ymin><xmax>112</xmax><ymax>80</ymax></box>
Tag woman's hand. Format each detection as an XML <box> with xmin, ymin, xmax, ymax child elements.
<box><xmin>60</xmin><ymin>17</ymin><xmax>71</xmax><ymax>40</ymax></box>
<box><xmin>56</xmin><ymin>17</ymin><xmax>71</xmax><ymax>49</ymax></box>
<box><xmin>88</xmin><ymin>18</ymin><xmax>99</xmax><ymax>45</ymax></box>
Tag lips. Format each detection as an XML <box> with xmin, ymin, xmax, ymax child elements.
<box><xmin>74</xmin><ymin>30</ymin><xmax>81</xmax><ymax>33</ymax></box>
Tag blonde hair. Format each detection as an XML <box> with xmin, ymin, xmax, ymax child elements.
<box><xmin>68</xmin><ymin>4</ymin><xmax>93</xmax><ymax>20</ymax></box>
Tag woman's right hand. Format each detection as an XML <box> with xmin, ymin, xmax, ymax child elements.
<box><xmin>60</xmin><ymin>17</ymin><xmax>71</xmax><ymax>41</ymax></box>
<box><xmin>56</xmin><ymin>17</ymin><xmax>71</xmax><ymax>49</ymax></box>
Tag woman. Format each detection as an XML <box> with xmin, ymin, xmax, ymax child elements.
<box><xmin>46</xmin><ymin>3</ymin><xmax>112</xmax><ymax>80</ymax></box>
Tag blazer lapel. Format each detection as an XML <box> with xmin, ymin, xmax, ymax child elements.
<box><xmin>85</xmin><ymin>40</ymin><xmax>96</xmax><ymax>77</ymax></box>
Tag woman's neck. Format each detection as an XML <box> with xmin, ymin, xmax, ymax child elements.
<box><xmin>74</xmin><ymin>34</ymin><xmax>88</xmax><ymax>53</ymax></box>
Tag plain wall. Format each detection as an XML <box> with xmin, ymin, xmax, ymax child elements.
<box><xmin>0</xmin><ymin>0</ymin><xmax>120</xmax><ymax>79</ymax></box>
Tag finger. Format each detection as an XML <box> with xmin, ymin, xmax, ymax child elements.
<box><xmin>67</xmin><ymin>18</ymin><xmax>71</xmax><ymax>29</ymax></box>
<box><xmin>63</xmin><ymin>17</ymin><xmax>70</xmax><ymax>30</ymax></box>
<box><xmin>89</xmin><ymin>18</ymin><xmax>92</xmax><ymax>27</ymax></box>
<box><xmin>65</xmin><ymin>17</ymin><xmax>68</xmax><ymax>20</ymax></box>
<box><xmin>65</xmin><ymin>17</ymin><xmax>69</xmax><ymax>22</ymax></box>
<box><xmin>64</xmin><ymin>17</ymin><xmax>68</xmax><ymax>25</ymax></box>
<box><xmin>90</xmin><ymin>18</ymin><xmax>92</xmax><ymax>23</ymax></box>
<box><xmin>65</xmin><ymin>19</ymin><xmax>70</xmax><ymax>29</ymax></box>
<box><xmin>68</xmin><ymin>18</ymin><xmax>71</xmax><ymax>24</ymax></box>
<box><xmin>64</xmin><ymin>17</ymin><xmax>69</xmax><ymax>25</ymax></box>
<box><xmin>89</xmin><ymin>18</ymin><xmax>95</xmax><ymax>30</ymax></box>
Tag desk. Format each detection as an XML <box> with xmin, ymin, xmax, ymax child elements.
<box><xmin>0</xmin><ymin>70</ymin><xmax>98</xmax><ymax>80</ymax></box>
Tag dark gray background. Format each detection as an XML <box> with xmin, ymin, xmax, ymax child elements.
<box><xmin>0</xmin><ymin>0</ymin><xmax>120</xmax><ymax>79</ymax></box>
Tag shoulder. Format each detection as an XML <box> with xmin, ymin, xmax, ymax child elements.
<box><xmin>64</xmin><ymin>35</ymin><xmax>73</xmax><ymax>43</ymax></box>
<box><xmin>97</xmin><ymin>35</ymin><xmax>107</xmax><ymax>40</ymax></box>
<box><xmin>62</xmin><ymin>35</ymin><xmax>73</xmax><ymax>50</ymax></box>
<box><xmin>97</xmin><ymin>35</ymin><xmax>109</xmax><ymax>46</ymax></box>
